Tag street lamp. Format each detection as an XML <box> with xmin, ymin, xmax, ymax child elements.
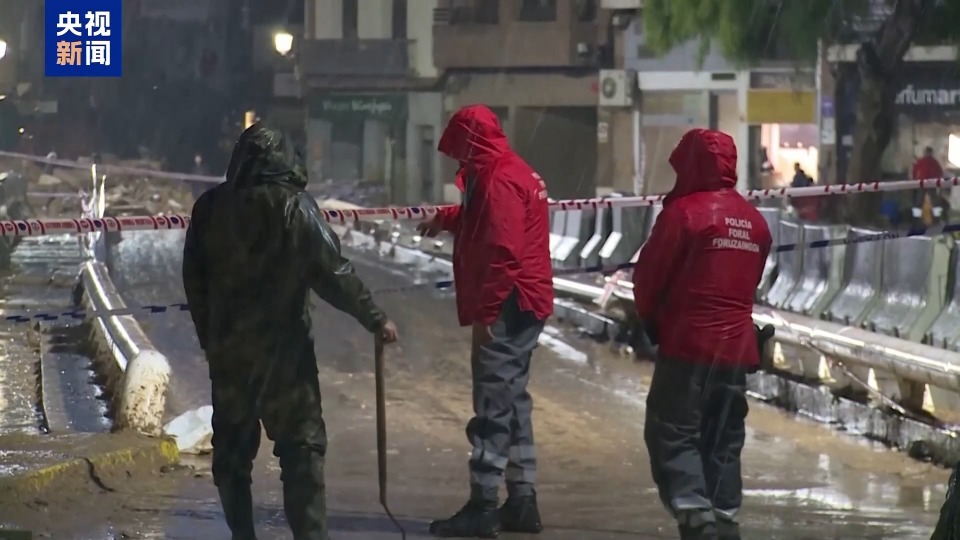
<box><xmin>273</xmin><ymin>31</ymin><xmax>293</xmax><ymax>56</ymax></box>
<box><xmin>0</xmin><ymin>39</ymin><xmax>7</xmax><ymax>61</ymax></box>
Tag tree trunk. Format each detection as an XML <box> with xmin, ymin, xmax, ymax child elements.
<box><xmin>845</xmin><ymin>0</ymin><xmax>932</xmax><ymax>226</ymax></box>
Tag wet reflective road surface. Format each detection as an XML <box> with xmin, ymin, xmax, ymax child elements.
<box><xmin>58</xmin><ymin>229</ymin><xmax>948</xmax><ymax>539</ymax></box>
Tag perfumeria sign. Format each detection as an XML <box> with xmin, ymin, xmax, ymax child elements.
<box><xmin>895</xmin><ymin>84</ymin><xmax>960</xmax><ymax>107</ymax></box>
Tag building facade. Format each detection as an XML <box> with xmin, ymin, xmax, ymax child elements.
<box><xmin>293</xmin><ymin>0</ymin><xmax>442</xmax><ymax>205</ymax></box>
<box><xmin>433</xmin><ymin>0</ymin><xmax>603</xmax><ymax>201</ymax></box>
<box><xmin>826</xmin><ymin>44</ymin><xmax>960</xmax><ymax>184</ymax></box>
<box><xmin>601</xmin><ymin>4</ymin><xmax>817</xmax><ymax>195</ymax></box>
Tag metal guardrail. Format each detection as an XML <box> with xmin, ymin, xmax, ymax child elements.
<box><xmin>603</xmin><ymin>278</ymin><xmax>960</xmax><ymax>394</ymax></box>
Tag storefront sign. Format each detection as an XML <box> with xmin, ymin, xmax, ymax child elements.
<box><xmin>895</xmin><ymin>84</ymin><xmax>960</xmax><ymax>107</ymax></box>
<box><xmin>750</xmin><ymin>71</ymin><xmax>815</xmax><ymax>90</ymax></box>
<box><xmin>820</xmin><ymin>97</ymin><xmax>836</xmax><ymax>145</ymax></box>
<box><xmin>889</xmin><ymin>62</ymin><xmax>960</xmax><ymax>117</ymax></box>
<box><xmin>746</xmin><ymin>89</ymin><xmax>816</xmax><ymax>125</ymax></box>
<box><xmin>308</xmin><ymin>94</ymin><xmax>407</xmax><ymax>122</ymax></box>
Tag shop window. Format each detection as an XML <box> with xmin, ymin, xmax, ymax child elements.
<box><xmin>392</xmin><ymin>0</ymin><xmax>407</xmax><ymax>38</ymax></box>
<box><xmin>575</xmin><ymin>0</ymin><xmax>596</xmax><ymax>22</ymax></box>
<box><xmin>449</xmin><ymin>0</ymin><xmax>499</xmax><ymax>24</ymax></box>
<box><xmin>949</xmin><ymin>134</ymin><xmax>960</xmax><ymax>169</ymax></box>
<box><xmin>419</xmin><ymin>125</ymin><xmax>436</xmax><ymax>202</ymax></box>
<box><xmin>517</xmin><ymin>0</ymin><xmax>556</xmax><ymax>22</ymax></box>
<box><xmin>343</xmin><ymin>0</ymin><xmax>358</xmax><ymax>39</ymax></box>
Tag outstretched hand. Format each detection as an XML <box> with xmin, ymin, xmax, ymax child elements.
<box><xmin>416</xmin><ymin>217</ymin><xmax>444</xmax><ymax>238</ymax></box>
<box><xmin>381</xmin><ymin>320</ymin><xmax>399</xmax><ymax>344</ymax></box>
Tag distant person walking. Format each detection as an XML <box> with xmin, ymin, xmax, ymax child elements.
<box><xmin>912</xmin><ymin>147</ymin><xmax>947</xmax><ymax>226</ymax></box>
<box><xmin>790</xmin><ymin>163</ymin><xmax>811</xmax><ymax>188</ymax></box>
<box><xmin>913</xmin><ymin>146</ymin><xmax>944</xmax><ymax>181</ymax></box>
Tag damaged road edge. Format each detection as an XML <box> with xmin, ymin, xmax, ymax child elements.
<box><xmin>0</xmin><ymin>436</ymin><xmax>179</xmax><ymax>504</ymax></box>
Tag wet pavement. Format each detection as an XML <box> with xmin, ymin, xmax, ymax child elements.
<box><xmin>48</xmin><ymin>228</ymin><xmax>948</xmax><ymax>539</ymax></box>
<box><xmin>0</xmin><ymin>235</ymin><xmax>92</xmax><ymax>436</ymax></box>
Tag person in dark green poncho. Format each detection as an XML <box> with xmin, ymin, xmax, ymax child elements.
<box><xmin>183</xmin><ymin>123</ymin><xmax>399</xmax><ymax>540</ymax></box>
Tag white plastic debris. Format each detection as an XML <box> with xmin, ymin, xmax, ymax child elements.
<box><xmin>163</xmin><ymin>405</ymin><xmax>214</xmax><ymax>455</ymax></box>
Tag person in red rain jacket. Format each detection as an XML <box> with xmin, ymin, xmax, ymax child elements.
<box><xmin>912</xmin><ymin>147</ymin><xmax>947</xmax><ymax>221</ymax></box>
<box><xmin>417</xmin><ymin>104</ymin><xmax>553</xmax><ymax>538</ymax></box>
<box><xmin>632</xmin><ymin>128</ymin><xmax>773</xmax><ymax>540</ymax></box>
<box><xmin>913</xmin><ymin>146</ymin><xmax>944</xmax><ymax>181</ymax></box>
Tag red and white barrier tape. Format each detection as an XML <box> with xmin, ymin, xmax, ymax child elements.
<box><xmin>3</xmin><ymin>150</ymin><xmax>960</xmax><ymax>235</ymax></box>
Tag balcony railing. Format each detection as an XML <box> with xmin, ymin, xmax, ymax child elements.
<box><xmin>433</xmin><ymin>5</ymin><xmax>500</xmax><ymax>25</ymax></box>
<box><xmin>298</xmin><ymin>39</ymin><xmax>411</xmax><ymax>77</ymax></box>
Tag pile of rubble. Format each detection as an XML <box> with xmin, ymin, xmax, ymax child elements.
<box><xmin>0</xmin><ymin>157</ymin><xmax>199</xmax><ymax>218</ymax></box>
<box><xmin>310</xmin><ymin>178</ymin><xmax>388</xmax><ymax>208</ymax></box>
<box><xmin>1</xmin><ymin>154</ymin><xmax>402</xmax><ymax>219</ymax></box>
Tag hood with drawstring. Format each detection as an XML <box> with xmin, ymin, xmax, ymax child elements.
<box><xmin>664</xmin><ymin>128</ymin><xmax>737</xmax><ymax>206</ymax></box>
<box><xmin>438</xmin><ymin>105</ymin><xmax>510</xmax><ymax>192</ymax></box>
<box><xmin>632</xmin><ymin>128</ymin><xmax>772</xmax><ymax>368</ymax></box>
<box><xmin>432</xmin><ymin>104</ymin><xmax>554</xmax><ymax>326</ymax></box>
<box><xmin>225</xmin><ymin>123</ymin><xmax>308</xmax><ymax>190</ymax></box>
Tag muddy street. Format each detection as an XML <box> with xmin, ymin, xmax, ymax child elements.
<box><xmin>24</xmin><ymin>230</ymin><xmax>945</xmax><ymax>539</ymax></box>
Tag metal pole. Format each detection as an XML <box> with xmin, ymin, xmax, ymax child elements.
<box><xmin>375</xmin><ymin>333</ymin><xmax>406</xmax><ymax>539</ymax></box>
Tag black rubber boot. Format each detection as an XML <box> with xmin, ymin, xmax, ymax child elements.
<box><xmin>678</xmin><ymin>522</ymin><xmax>720</xmax><ymax>540</ymax></box>
<box><xmin>499</xmin><ymin>493</ymin><xmax>543</xmax><ymax>533</ymax></box>
<box><xmin>429</xmin><ymin>500</ymin><xmax>501</xmax><ymax>538</ymax></box>
<box><xmin>716</xmin><ymin>519</ymin><xmax>741</xmax><ymax>540</ymax></box>
<box><xmin>217</xmin><ymin>482</ymin><xmax>258</xmax><ymax>540</ymax></box>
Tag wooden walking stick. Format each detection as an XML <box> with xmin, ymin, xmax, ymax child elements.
<box><xmin>375</xmin><ymin>333</ymin><xmax>406</xmax><ymax>539</ymax></box>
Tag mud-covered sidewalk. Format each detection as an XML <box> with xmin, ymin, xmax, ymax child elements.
<box><xmin>0</xmin><ymin>232</ymin><xmax>178</xmax><ymax>535</ymax></box>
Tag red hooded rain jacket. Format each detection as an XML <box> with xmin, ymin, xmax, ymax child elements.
<box><xmin>632</xmin><ymin>129</ymin><xmax>772</xmax><ymax>368</ymax></box>
<box><xmin>913</xmin><ymin>155</ymin><xmax>944</xmax><ymax>181</ymax></box>
<box><xmin>436</xmin><ymin>105</ymin><xmax>554</xmax><ymax>327</ymax></box>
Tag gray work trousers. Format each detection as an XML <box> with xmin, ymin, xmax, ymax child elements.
<box><xmin>466</xmin><ymin>291</ymin><xmax>545</xmax><ymax>504</ymax></box>
<box><xmin>644</xmin><ymin>357</ymin><xmax>749</xmax><ymax>529</ymax></box>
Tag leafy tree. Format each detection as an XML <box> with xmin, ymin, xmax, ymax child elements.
<box><xmin>642</xmin><ymin>0</ymin><xmax>960</xmax><ymax>223</ymax></box>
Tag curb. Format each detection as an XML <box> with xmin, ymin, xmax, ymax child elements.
<box><xmin>78</xmin><ymin>259</ymin><xmax>171</xmax><ymax>436</ymax></box>
<box><xmin>0</xmin><ymin>434</ymin><xmax>179</xmax><ymax>503</ymax></box>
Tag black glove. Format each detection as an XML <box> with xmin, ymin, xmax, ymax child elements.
<box><xmin>753</xmin><ymin>324</ymin><xmax>775</xmax><ymax>372</ymax></box>
<box><xmin>633</xmin><ymin>319</ymin><xmax>659</xmax><ymax>359</ymax></box>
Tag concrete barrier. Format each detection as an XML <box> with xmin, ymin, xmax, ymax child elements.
<box><xmin>599</xmin><ymin>206</ymin><xmax>648</xmax><ymax>269</ymax></box>
<box><xmin>865</xmin><ymin>235</ymin><xmax>951</xmax><ymax>341</ymax></box>
<box><xmin>757</xmin><ymin>208</ymin><xmax>781</xmax><ymax>298</ymax></box>
<box><xmin>823</xmin><ymin>227</ymin><xmax>884</xmax><ymax>327</ymax></box>
<box><xmin>548</xmin><ymin>211</ymin><xmax>567</xmax><ymax>256</ymax></box>
<box><xmin>79</xmin><ymin>260</ymin><xmax>170</xmax><ymax>437</ymax></box>
<box><xmin>629</xmin><ymin>204</ymin><xmax>664</xmax><ymax>264</ymax></box>
<box><xmin>579</xmin><ymin>207</ymin><xmax>610</xmax><ymax>269</ymax></box>
<box><xmin>763</xmin><ymin>220</ymin><xmax>803</xmax><ymax>308</ymax></box>
<box><xmin>552</xmin><ymin>208</ymin><xmax>594</xmax><ymax>268</ymax></box>
<box><xmin>783</xmin><ymin>224</ymin><xmax>849</xmax><ymax>318</ymax></box>
<box><xmin>927</xmin><ymin>249</ymin><xmax>960</xmax><ymax>350</ymax></box>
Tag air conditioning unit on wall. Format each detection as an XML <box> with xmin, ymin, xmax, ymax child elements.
<box><xmin>598</xmin><ymin>69</ymin><xmax>636</xmax><ymax>108</ymax></box>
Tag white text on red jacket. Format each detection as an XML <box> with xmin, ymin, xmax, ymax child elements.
<box><xmin>713</xmin><ymin>217</ymin><xmax>761</xmax><ymax>253</ymax></box>
<box><xmin>535</xmin><ymin>173</ymin><xmax>549</xmax><ymax>200</ymax></box>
